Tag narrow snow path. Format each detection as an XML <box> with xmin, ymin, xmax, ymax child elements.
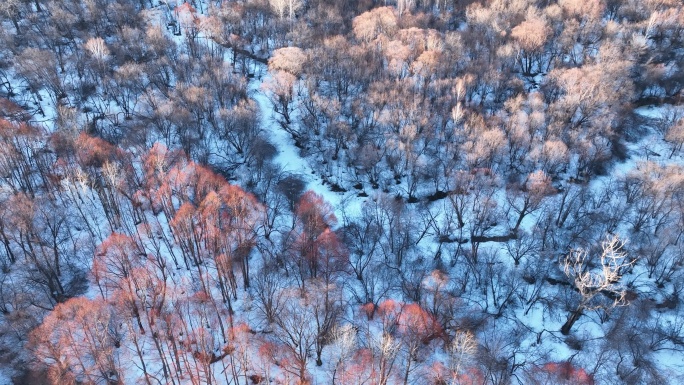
<box><xmin>248</xmin><ymin>74</ymin><xmax>364</xmax><ymax>220</ymax></box>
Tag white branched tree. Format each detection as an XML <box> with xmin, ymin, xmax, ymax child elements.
<box><xmin>269</xmin><ymin>0</ymin><xmax>303</xmax><ymax>20</ymax></box>
<box><xmin>560</xmin><ymin>235</ymin><xmax>637</xmax><ymax>335</ymax></box>
<box><xmin>448</xmin><ymin>330</ymin><xmax>477</xmax><ymax>385</ymax></box>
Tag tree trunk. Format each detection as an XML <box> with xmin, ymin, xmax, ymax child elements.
<box><xmin>11</xmin><ymin>17</ymin><xmax>20</xmax><ymax>34</ymax></box>
<box><xmin>512</xmin><ymin>199</ymin><xmax>529</xmax><ymax>232</ymax></box>
<box><xmin>402</xmin><ymin>355</ymin><xmax>412</xmax><ymax>385</ymax></box>
<box><xmin>560</xmin><ymin>308</ymin><xmax>583</xmax><ymax>335</ymax></box>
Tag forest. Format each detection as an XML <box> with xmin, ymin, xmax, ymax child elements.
<box><xmin>0</xmin><ymin>0</ymin><xmax>684</xmax><ymax>384</ymax></box>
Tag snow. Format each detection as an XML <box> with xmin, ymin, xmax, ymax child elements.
<box><xmin>249</xmin><ymin>74</ymin><xmax>367</xmax><ymax>221</ymax></box>
<box><xmin>0</xmin><ymin>368</ymin><xmax>11</xmax><ymax>385</ymax></box>
<box><xmin>1</xmin><ymin>0</ymin><xmax>682</xmax><ymax>383</ymax></box>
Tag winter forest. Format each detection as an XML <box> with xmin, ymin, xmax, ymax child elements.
<box><xmin>0</xmin><ymin>0</ymin><xmax>684</xmax><ymax>384</ymax></box>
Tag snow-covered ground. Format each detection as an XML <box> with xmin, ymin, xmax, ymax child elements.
<box><xmin>250</xmin><ymin>74</ymin><xmax>366</xmax><ymax>221</ymax></box>
<box><xmin>1</xmin><ymin>0</ymin><xmax>683</xmax><ymax>383</ymax></box>
<box><xmin>0</xmin><ymin>370</ymin><xmax>11</xmax><ymax>385</ymax></box>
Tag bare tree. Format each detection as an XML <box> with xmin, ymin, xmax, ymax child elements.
<box><xmin>269</xmin><ymin>0</ymin><xmax>303</xmax><ymax>20</ymax></box>
<box><xmin>447</xmin><ymin>330</ymin><xmax>478</xmax><ymax>385</ymax></box>
<box><xmin>327</xmin><ymin>324</ymin><xmax>357</xmax><ymax>384</ymax></box>
<box><xmin>271</xmin><ymin>287</ymin><xmax>318</xmax><ymax>385</ymax></box>
<box><xmin>506</xmin><ymin>170</ymin><xmax>556</xmax><ymax>233</ymax></box>
<box><xmin>560</xmin><ymin>235</ymin><xmax>637</xmax><ymax>335</ymax></box>
<box><xmin>510</xmin><ymin>14</ymin><xmax>552</xmax><ymax>75</ymax></box>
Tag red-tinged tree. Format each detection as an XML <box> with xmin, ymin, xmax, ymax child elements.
<box><xmin>141</xmin><ymin>143</ymin><xmax>184</xmax><ymax>192</ymax></box>
<box><xmin>140</xmin><ymin>207</ymin><xmax>184</xmax><ymax>270</ymax></box>
<box><xmin>173</xmin><ymin>289</ymin><xmax>235</xmax><ymax>384</ymax></box>
<box><xmin>30</xmin><ymin>297</ymin><xmax>124</xmax><ymax>385</ymax></box>
<box><xmin>170</xmin><ymin>202</ymin><xmax>204</xmax><ymax>269</ymax></box>
<box><xmin>128</xmin><ymin>259</ymin><xmax>170</xmax><ymax>330</ymax></box>
<box><xmin>164</xmin><ymin>161</ymin><xmax>224</xmax><ymax>208</ymax></box>
<box><xmin>118</xmin><ymin>307</ymin><xmax>155</xmax><ymax>385</ymax></box>
<box><xmin>218</xmin><ymin>183</ymin><xmax>262</xmax><ymax>288</ymax></box>
<box><xmin>141</xmin><ymin>143</ymin><xmax>185</xmax><ymax>220</ymax></box>
<box><xmin>192</xmin><ymin>163</ymin><xmax>225</xmax><ymax>204</ymax></box>
<box><xmin>30</xmin><ymin>319</ymin><xmax>76</xmax><ymax>384</ymax></box>
<box><xmin>197</xmin><ymin>191</ymin><xmax>239</xmax><ymax>307</ymax></box>
<box><xmin>296</xmin><ymin>191</ymin><xmax>337</xmax><ymax>235</ymax></box>
<box><xmin>223</xmin><ymin>323</ymin><xmax>258</xmax><ymax>385</ymax></box>
<box><xmin>0</xmin><ymin>98</ymin><xmax>29</xmax><ymax>121</ymax></box>
<box><xmin>197</xmin><ymin>190</ymin><xmax>223</xmax><ymax>251</ymax></box>
<box><xmin>111</xmin><ymin>276</ymin><xmax>147</xmax><ymax>337</ymax></box>
<box><xmin>253</xmin><ymin>339</ymin><xmax>278</xmax><ymax>383</ymax></box>
<box><xmin>333</xmin><ymin>348</ymin><xmax>376</xmax><ymax>385</ymax></box>
<box><xmin>362</xmin><ymin>299</ymin><xmax>446</xmax><ymax>384</ymax></box>
<box><xmin>52</xmin><ymin>133</ymin><xmax>126</xmax><ymax>241</ymax></box>
<box><xmin>375</xmin><ymin>299</ymin><xmax>402</xmax><ymax>332</ymax></box>
<box><xmin>117</xmin><ymin>259</ymin><xmax>172</xmax><ymax>385</ymax></box>
<box><xmin>395</xmin><ymin>303</ymin><xmax>444</xmax><ymax>385</ymax></box>
<box><xmin>287</xmin><ymin>191</ymin><xmax>348</xmax><ymax>289</ymax></box>
<box><xmin>358</xmin><ymin>302</ymin><xmax>401</xmax><ymax>383</ymax></box>
<box><xmin>448</xmin><ymin>368</ymin><xmax>487</xmax><ymax>385</ymax></box>
<box><xmin>525</xmin><ymin>361</ymin><xmax>595</xmax><ymax>385</ymax></box>
<box><xmin>134</xmin><ymin>219</ymin><xmax>175</xmax><ymax>267</ymax></box>
<box><xmin>297</xmin><ymin>228</ymin><xmax>348</xmax><ymax>284</ymax></box>
<box><xmin>171</xmin><ymin>182</ymin><xmax>261</xmax><ymax>309</ymax></box>
<box><xmin>214</xmin><ymin>250</ymin><xmax>239</xmax><ymax>314</ymax></box>
<box><xmin>422</xmin><ymin>361</ymin><xmax>451</xmax><ymax>385</ymax></box>
<box><xmin>150</xmin><ymin>179</ymin><xmax>177</xmax><ymax>222</ymax></box>
<box><xmin>150</xmin><ymin>299</ymin><xmax>190</xmax><ymax>385</ymax></box>
<box><xmin>219</xmin><ymin>183</ymin><xmax>260</xmax><ymax>236</ymax></box>
<box><xmin>92</xmin><ymin>233</ymin><xmax>143</xmax><ymax>299</ymax></box>
<box><xmin>260</xmin><ymin>337</ymin><xmax>311</xmax><ymax>384</ymax></box>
